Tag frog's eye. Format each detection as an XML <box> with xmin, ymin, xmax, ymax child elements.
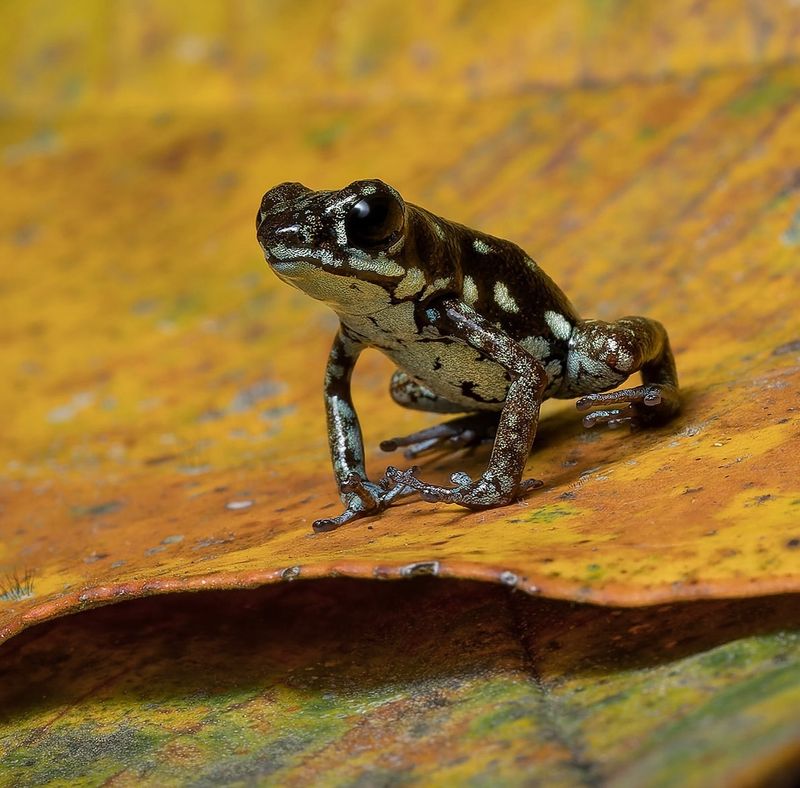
<box><xmin>345</xmin><ymin>194</ymin><xmax>403</xmax><ymax>248</ymax></box>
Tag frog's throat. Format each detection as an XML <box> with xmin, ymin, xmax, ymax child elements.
<box><xmin>270</xmin><ymin>259</ymin><xmax>412</xmax><ymax>316</ymax></box>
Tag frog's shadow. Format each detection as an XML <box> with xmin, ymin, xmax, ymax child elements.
<box><xmin>393</xmin><ymin>385</ymin><xmax>702</xmax><ymax>515</ymax></box>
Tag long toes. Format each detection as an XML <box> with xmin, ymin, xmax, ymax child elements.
<box><xmin>576</xmin><ymin>385</ymin><xmax>656</xmax><ymax>412</ymax></box>
<box><xmin>450</xmin><ymin>471</ymin><xmax>472</xmax><ymax>485</ymax></box>
<box><xmin>402</xmin><ymin>427</ymin><xmax>485</xmax><ymax>459</ymax></box>
<box><xmin>582</xmin><ymin>408</ymin><xmax>632</xmax><ymax>429</ymax></box>
<box><xmin>446</xmin><ymin>429</ymin><xmax>479</xmax><ymax>450</ymax></box>
<box><xmin>403</xmin><ymin>436</ymin><xmax>447</xmax><ymax>459</ymax></box>
<box><xmin>382</xmin><ymin>469</ymin><xmax>451</xmax><ymax>502</ymax></box>
<box><xmin>387</xmin><ymin>484</ymin><xmax>419</xmax><ymax>500</ymax></box>
<box><xmin>381</xmin><ymin>423</ymin><xmax>462</xmax><ymax>453</ymax></box>
<box><xmin>383</xmin><ymin>465</ymin><xmax>423</xmax><ymax>489</ymax></box>
<box><xmin>340</xmin><ymin>473</ymin><xmax>378</xmax><ymax>507</ymax></box>
<box><xmin>312</xmin><ymin>517</ymin><xmax>342</xmax><ymax>533</ymax></box>
<box><xmin>313</xmin><ymin>508</ymin><xmax>361</xmax><ymax>533</ymax></box>
<box><xmin>420</xmin><ymin>488</ymin><xmax>451</xmax><ymax>503</ymax></box>
<box><xmin>377</xmin><ymin>472</ymin><xmax>420</xmax><ymax>502</ymax></box>
<box><xmin>577</xmin><ymin>393</ymin><xmax>627</xmax><ymax>411</ymax></box>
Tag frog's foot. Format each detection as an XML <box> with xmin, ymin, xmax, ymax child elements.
<box><xmin>576</xmin><ymin>384</ymin><xmax>680</xmax><ymax>429</ymax></box>
<box><xmin>385</xmin><ymin>466</ymin><xmax>542</xmax><ymax>510</ymax></box>
<box><xmin>312</xmin><ymin>473</ymin><xmax>416</xmax><ymax>533</ymax></box>
<box><xmin>380</xmin><ymin>413</ymin><xmax>499</xmax><ymax>460</ymax></box>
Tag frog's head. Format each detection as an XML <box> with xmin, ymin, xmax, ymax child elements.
<box><xmin>256</xmin><ymin>179</ymin><xmax>410</xmax><ymax>313</ymax></box>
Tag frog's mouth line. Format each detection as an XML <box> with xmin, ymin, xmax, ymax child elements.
<box><xmin>263</xmin><ymin>248</ymin><xmax>407</xmax><ymax>287</ymax></box>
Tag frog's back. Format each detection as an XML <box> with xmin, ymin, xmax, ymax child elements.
<box><xmin>406</xmin><ymin>206</ymin><xmax>581</xmax><ymax>398</ymax></box>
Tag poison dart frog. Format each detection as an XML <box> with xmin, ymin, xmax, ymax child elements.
<box><xmin>257</xmin><ymin>180</ymin><xmax>680</xmax><ymax>532</ymax></box>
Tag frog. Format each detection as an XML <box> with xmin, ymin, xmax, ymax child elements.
<box><xmin>256</xmin><ymin>179</ymin><xmax>680</xmax><ymax>532</ymax></box>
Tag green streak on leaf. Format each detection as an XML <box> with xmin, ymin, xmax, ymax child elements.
<box><xmin>726</xmin><ymin>80</ymin><xmax>797</xmax><ymax>116</ymax></box>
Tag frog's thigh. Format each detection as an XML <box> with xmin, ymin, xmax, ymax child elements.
<box><xmin>562</xmin><ymin>317</ymin><xmax>680</xmax><ymax>426</ymax></box>
<box><xmin>390</xmin><ymin>370</ymin><xmax>465</xmax><ymax>414</ymax></box>
<box><xmin>565</xmin><ymin>317</ymin><xmax>678</xmax><ymax>392</ymax></box>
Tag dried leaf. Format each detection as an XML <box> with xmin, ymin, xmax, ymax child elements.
<box><xmin>1</xmin><ymin>581</ymin><xmax>798</xmax><ymax>785</ymax></box>
<box><xmin>1</xmin><ymin>2</ymin><xmax>800</xmax><ymax>644</ymax></box>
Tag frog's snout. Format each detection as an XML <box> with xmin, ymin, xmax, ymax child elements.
<box><xmin>256</xmin><ymin>181</ymin><xmax>312</xmax><ymax>241</ymax></box>
<box><xmin>258</xmin><ymin>182</ymin><xmax>310</xmax><ymax>220</ymax></box>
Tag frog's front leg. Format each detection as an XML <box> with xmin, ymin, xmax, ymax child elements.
<box><xmin>570</xmin><ymin>317</ymin><xmax>680</xmax><ymax>429</ymax></box>
<box><xmin>387</xmin><ymin>298</ymin><xmax>546</xmax><ymax>510</ymax></box>
<box><xmin>313</xmin><ymin>327</ymin><xmax>412</xmax><ymax>533</ymax></box>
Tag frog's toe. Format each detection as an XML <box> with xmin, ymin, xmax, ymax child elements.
<box><xmin>422</xmin><ymin>476</ymin><xmax>542</xmax><ymax>508</ymax></box>
<box><xmin>382</xmin><ymin>465</ymin><xmax>422</xmax><ymax>489</ymax></box>
<box><xmin>380</xmin><ymin>414</ymin><xmax>498</xmax><ymax>459</ymax></box>
<box><xmin>577</xmin><ymin>384</ymin><xmax>679</xmax><ymax>429</ymax></box>
<box><xmin>312</xmin><ymin>472</ymin><xmax>418</xmax><ymax>533</ymax></box>
<box><xmin>381</xmin><ymin>427</ymin><xmax>478</xmax><ymax>459</ymax></box>
<box><xmin>376</xmin><ymin>466</ymin><xmax>420</xmax><ymax>501</ymax></box>
<box><xmin>581</xmin><ymin>406</ymin><xmax>637</xmax><ymax>429</ymax></box>
<box><xmin>384</xmin><ymin>467</ymin><xmax>541</xmax><ymax>509</ymax></box>
<box><xmin>518</xmin><ymin>477</ymin><xmax>544</xmax><ymax>493</ymax></box>
<box><xmin>402</xmin><ymin>429</ymin><xmax>481</xmax><ymax>459</ymax></box>
<box><xmin>313</xmin><ymin>507</ymin><xmax>365</xmax><ymax>533</ymax></box>
<box><xmin>383</xmin><ymin>466</ymin><xmax>452</xmax><ymax>503</ymax></box>
<box><xmin>380</xmin><ymin>424</ymin><xmax>452</xmax><ymax>454</ymax></box>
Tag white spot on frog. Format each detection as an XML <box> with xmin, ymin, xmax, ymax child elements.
<box><xmin>545</xmin><ymin>310</ymin><xmax>572</xmax><ymax>340</ymax></box>
<box><xmin>463</xmin><ymin>275</ymin><xmax>479</xmax><ymax>305</ymax></box>
<box><xmin>494</xmin><ymin>281</ymin><xmax>519</xmax><ymax>313</ymax></box>
<box><xmin>615</xmin><ymin>348</ymin><xmax>634</xmax><ymax>372</ymax></box>
<box><xmin>421</xmin><ymin>276</ymin><xmax>452</xmax><ymax>300</ymax></box>
<box><xmin>566</xmin><ymin>349</ymin><xmax>620</xmax><ymax>392</ymax></box>
<box><xmin>473</xmin><ymin>239</ymin><xmax>492</xmax><ymax>254</ymax></box>
<box><xmin>520</xmin><ymin>336</ymin><xmax>549</xmax><ymax>359</ymax></box>
<box><xmin>545</xmin><ymin>359</ymin><xmax>563</xmax><ymax>380</ymax></box>
<box><xmin>394</xmin><ymin>267</ymin><xmax>426</xmax><ymax>299</ymax></box>
<box><xmin>348</xmin><ymin>254</ymin><xmax>405</xmax><ymax>278</ymax></box>
<box><xmin>325</xmin><ymin>363</ymin><xmax>345</xmax><ymax>384</ymax></box>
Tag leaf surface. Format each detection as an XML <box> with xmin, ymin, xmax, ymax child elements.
<box><xmin>1</xmin><ymin>581</ymin><xmax>798</xmax><ymax>786</ymax></box>
<box><xmin>1</xmin><ymin>0</ymin><xmax>799</xmax><ymax>642</ymax></box>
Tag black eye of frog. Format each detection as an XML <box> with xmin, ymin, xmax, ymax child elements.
<box><xmin>345</xmin><ymin>194</ymin><xmax>403</xmax><ymax>248</ymax></box>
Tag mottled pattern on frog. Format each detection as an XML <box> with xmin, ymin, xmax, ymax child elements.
<box><xmin>257</xmin><ymin>178</ymin><xmax>680</xmax><ymax>531</ymax></box>
<box><xmin>344</xmin><ymin>205</ymin><xmax>581</xmax><ymax>406</ymax></box>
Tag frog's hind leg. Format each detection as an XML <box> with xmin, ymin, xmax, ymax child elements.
<box><xmin>382</xmin><ymin>370</ymin><xmax>500</xmax><ymax>458</ymax></box>
<box><xmin>380</xmin><ymin>414</ymin><xmax>500</xmax><ymax>459</ymax></box>
<box><xmin>567</xmin><ymin>317</ymin><xmax>680</xmax><ymax>429</ymax></box>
